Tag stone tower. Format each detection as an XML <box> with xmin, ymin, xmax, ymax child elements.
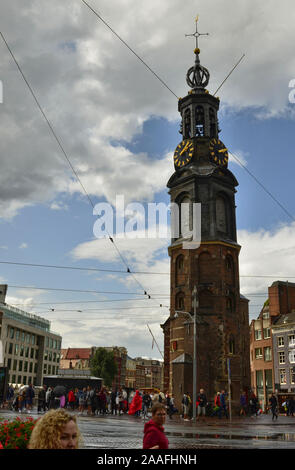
<box><xmin>161</xmin><ymin>19</ymin><xmax>250</xmax><ymax>411</ymax></box>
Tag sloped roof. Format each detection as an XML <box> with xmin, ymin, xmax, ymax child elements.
<box><xmin>61</xmin><ymin>348</ymin><xmax>92</xmax><ymax>360</ymax></box>
<box><xmin>273</xmin><ymin>312</ymin><xmax>295</xmax><ymax>327</ymax></box>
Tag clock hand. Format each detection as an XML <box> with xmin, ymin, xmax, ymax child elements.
<box><xmin>180</xmin><ymin>142</ymin><xmax>189</xmax><ymax>155</ymax></box>
<box><xmin>218</xmin><ymin>148</ymin><xmax>228</xmax><ymax>153</ymax></box>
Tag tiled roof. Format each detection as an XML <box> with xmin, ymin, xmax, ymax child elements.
<box><xmin>61</xmin><ymin>348</ymin><xmax>92</xmax><ymax>360</ymax></box>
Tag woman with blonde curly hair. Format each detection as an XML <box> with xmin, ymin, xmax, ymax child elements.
<box><xmin>28</xmin><ymin>409</ymin><xmax>82</xmax><ymax>449</ymax></box>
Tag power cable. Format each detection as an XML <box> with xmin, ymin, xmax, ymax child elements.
<box><xmin>81</xmin><ymin>0</ymin><xmax>179</xmax><ymax>99</ymax></box>
<box><xmin>230</xmin><ymin>150</ymin><xmax>295</xmax><ymax>222</ymax></box>
<box><xmin>0</xmin><ymin>32</ymin><xmax>160</xmax><ymax>306</ymax></box>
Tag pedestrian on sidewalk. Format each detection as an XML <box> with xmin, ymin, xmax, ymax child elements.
<box><xmin>269</xmin><ymin>394</ymin><xmax>278</xmax><ymax>421</ymax></box>
<box><xmin>249</xmin><ymin>391</ymin><xmax>258</xmax><ymax>417</ymax></box>
<box><xmin>220</xmin><ymin>390</ymin><xmax>228</xmax><ymax>418</ymax></box>
<box><xmin>143</xmin><ymin>403</ymin><xmax>169</xmax><ymax>449</ymax></box>
<box><xmin>196</xmin><ymin>388</ymin><xmax>207</xmax><ymax>422</ymax></box>
<box><xmin>26</xmin><ymin>383</ymin><xmax>35</xmax><ymax>413</ymax></box>
<box><xmin>37</xmin><ymin>385</ymin><xmax>47</xmax><ymax>414</ymax></box>
<box><xmin>212</xmin><ymin>392</ymin><xmax>222</xmax><ymax>419</ymax></box>
<box><xmin>182</xmin><ymin>392</ymin><xmax>190</xmax><ymax>421</ymax></box>
<box><xmin>239</xmin><ymin>391</ymin><xmax>248</xmax><ymax>416</ymax></box>
<box><xmin>68</xmin><ymin>389</ymin><xmax>76</xmax><ymax>411</ymax></box>
<box><xmin>128</xmin><ymin>390</ymin><xmax>142</xmax><ymax>417</ymax></box>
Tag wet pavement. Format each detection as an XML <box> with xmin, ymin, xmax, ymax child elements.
<box><xmin>1</xmin><ymin>408</ymin><xmax>295</xmax><ymax>449</ymax></box>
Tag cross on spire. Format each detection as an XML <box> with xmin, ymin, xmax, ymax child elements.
<box><xmin>185</xmin><ymin>16</ymin><xmax>210</xmax><ymax>91</ymax></box>
<box><xmin>185</xmin><ymin>15</ymin><xmax>209</xmax><ymax>58</ymax></box>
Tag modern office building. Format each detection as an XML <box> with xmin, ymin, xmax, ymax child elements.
<box><xmin>0</xmin><ymin>285</ymin><xmax>62</xmax><ymax>386</ymax></box>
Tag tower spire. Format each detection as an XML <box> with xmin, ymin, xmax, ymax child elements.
<box><xmin>185</xmin><ymin>16</ymin><xmax>210</xmax><ymax>92</ymax></box>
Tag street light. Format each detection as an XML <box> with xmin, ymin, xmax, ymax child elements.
<box><xmin>174</xmin><ymin>285</ymin><xmax>198</xmax><ymax>422</ymax></box>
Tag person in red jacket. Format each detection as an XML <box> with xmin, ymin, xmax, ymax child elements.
<box><xmin>68</xmin><ymin>389</ymin><xmax>76</xmax><ymax>411</ymax></box>
<box><xmin>143</xmin><ymin>403</ymin><xmax>169</xmax><ymax>449</ymax></box>
<box><xmin>128</xmin><ymin>390</ymin><xmax>142</xmax><ymax>417</ymax></box>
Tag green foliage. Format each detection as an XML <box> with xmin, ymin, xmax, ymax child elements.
<box><xmin>0</xmin><ymin>416</ymin><xmax>38</xmax><ymax>449</ymax></box>
<box><xmin>90</xmin><ymin>348</ymin><xmax>118</xmax><ymax>387</ymax></box>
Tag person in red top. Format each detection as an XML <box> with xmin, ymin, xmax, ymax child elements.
<box><xmin>68</xmin><ymin>389</ymin><xmax>76</xmax><ymax>411</ymax></box>
<box><xmin>128</xmin><ymin>390</ymin><xmax>142</xmax><ymax>417</ymax></box>
<box><xmin>143</xmin><ymin>403</ymin><xmax>169</xmax><ymax>449</ymax></box>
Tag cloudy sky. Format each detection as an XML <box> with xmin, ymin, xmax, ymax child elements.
<box><xmin>0</xmin><ymin>0</ymin><xmax>295</xmax><ymax>360</ymax></box>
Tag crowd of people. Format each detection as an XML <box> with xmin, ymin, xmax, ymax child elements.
<box><xmin>3</xmin><ymin>384</ymin><xmax>178</xmax><ymax>419</ymax></box>
<box><xmin>4</xmin><ymin>383</ymin><xmax>295</xmax><ymax>421</ymax></box>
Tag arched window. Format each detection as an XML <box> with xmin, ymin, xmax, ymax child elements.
<box><xmin>176</xmin><ymin>255</ymin><xmax>184</xmax><ymax>286</ymax></box>
<box><xmin>225</xmin><ymin>255</ymin><xmax>235</xmax><ymax>285</ymax></box>
<box><xmin>180</xmin><ymin>196</ymin><xmax>191</xmax><ymax>238</ymax></box>
<box><xmin>226</xmin><ymin>294</ymin><xmax>235</xmax><ymax>313</ymax></box>
<box><xmin>209</xmin><ymin>108</ymin><xmax>216</xmax><ymax>138</ymax></box>
<box><xmin>184</xmin><ymin>108</ymin><xmax>191</xmax><ymax>138</ymax></box>
<box><xmin>216</xmin><ymin>195</ymin><xmax>227</xmax><ymax>233</ymax></box>
<box><xmin>195</xmin><ymin>105</ymin><xmax>204</xmax><ymax>136</ymax></box>
<box><xmin>229</xmin><ymin>335</ymin><xmax>236</xmax><ymax>355</ymax></box>
<box><xmin>176</xmin><ymin>292</ymin><xmax>185</xmax><ymax>311</ymax></box>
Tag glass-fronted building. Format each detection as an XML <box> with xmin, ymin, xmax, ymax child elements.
<box><xmin>0</xmin><ymin>292</ymin><xmax>62</xmax><ymax>386</ymax></box>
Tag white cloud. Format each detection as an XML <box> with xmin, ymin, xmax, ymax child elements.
<box><xmin>19</xmin><ymin>243</ymin><xmax>28</xmax><ymax>249</ymax></box>
<box><xmin>0</xmin><ymin>0</ymin><xmax>294</xmax><ymax>218</ymax></box>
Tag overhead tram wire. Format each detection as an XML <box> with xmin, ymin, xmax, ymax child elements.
<box><xmin>81</xmin><ymin>0</ymin><xmax>179</xmax><ymax>100</ymax></box>
<box><xmin>2</xmin><ymin>24</ymin><xmax>294</xmax><ymax>309</ymax></box>
<box><xmin>8</xmin><ymin>284</ymin><xmax>169</xmax><ymax>296</ymax></box>
<box><xmin>229</xmin><ymin>150</ymin><xmax>295</xmax><ymax>222</ymax></box>
<box><xmin>0</xmin><ymin>32</ymin><xmax>161</xmax><ymax>308</ymax></box>
<box><xmin>1</xmin><ymin>259</ymin><xmax>295</xmax><ymax>280</ymax></box>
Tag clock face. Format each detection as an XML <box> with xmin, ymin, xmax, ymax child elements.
<box><xmin>209</xmin><ymin>138</ymin><xmax>229</xmax><ymax>167</ymax></box>
<box><xmin>174</xmin><ymin>140</ymin><xmax>194</xmax><ymax>168</ymax></box>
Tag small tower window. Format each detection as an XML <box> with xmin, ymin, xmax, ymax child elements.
<box><xmin>216</xmin><ymin>196</ymin><xmax>227</xmax><ymax>233</ymax></box>
<box><xmin>184</xmin><ymin>109</ymin><xmax>191</xmax><ymax>138</ymax></box>
<box><xmin>229</xmin><ymin>335</ymin><xmax>236</xmax><ymax>354</ymax></box>
<box><xmin>180</xmin><ymin>196</ymin><xmax>191</xmax><ymax>238</ymax></box>
<box><xmin>176</xmin><ymin>293</ymin><xmax>185</xmax><ymax>310</ymax></box>
<box><xmin>195</xmin><ymin>105</ymin><xmax>205</xmax><ymax>136</ymax></box>
<box><xmin>209</xmin><ymin>108</ymin><xmax>216</xmax><ymax>138</ymax></box>
<box><xmin>176</xmin><ymin>255</ymin><xmax>184</xmax><ymax>286</ymax></box>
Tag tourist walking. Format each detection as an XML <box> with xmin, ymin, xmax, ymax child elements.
<box><xmin>68</xmin><ymin>389</ymin><xmax>76</xmax><ymax>411</ymax></box>
<box><xmin>220</xmin><ymin>390</ymin><xmax>228</xmax><ymax>418</ymax></box>
<box><xmin>196</xmin><ymin>388</ymin><xmax>207</xmax><ymax>422</ymax></box>
<box><xmin>37</xmin><ymin>385</ymin><xmax>47</xmax><ymax>414</ymax></box>
<box><xmin>249</xmin><ymin>391</ymin><xmax>258</xmax><ymax>417</ymax></box>
<box><xmin>128</xmin><ymin>390</ymin><xmax>142</xmax><ymax>417</ymax></box>
<box><xmin>142</xmin><ymin>392</ymin><xmax>152</xmax><ymax>418</ymax></box>
<box><xmin>78</xmin><ymin>388</ymin><xmax>87</xmax><ymax>415</ymax></box>
<box><xmin>269</xmin><ymin>394</ymin><xmax>278</xmax><ymax>420</ymax></box>
<box><xmin>143</xmin><ymin>403</ymin><xmax>169</xmax><ymax>449</ymax></box>
<box><xmin>240</xmin><ymin>391</ymin><xmax>248</xmax><ymax>416</ymax></box>
<box><xmin>26</xmin><ymin>383</ymin><xmax>35</xmax><ymax>413</ymax></box>
<box><xmin>182</xmin><ymin>392</ymin><xmax>190</xmax><ymax>421</ymax></box>
<box><xmin>212</xmin><ymin>392</ymin><xmax>222</xmax><ymax>419</ymax></box>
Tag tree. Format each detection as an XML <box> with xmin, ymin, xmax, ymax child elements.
<box><xmin>90</xmin><ymin>348</ymin><xmax>118</xmax><ymax>388</ymax></box>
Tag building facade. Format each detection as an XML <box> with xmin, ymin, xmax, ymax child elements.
<box><xmin>60</xmin><ymin>348</ymin><xmax>92</xmax><ymax>370</ymax></box>
<box><xmin>0</xmin><ymin>286</ymin><xmax>62</xmax><ymax>386</ymax></box>
<box><xmin>60</xmin><ymin>346</ymin><xmax>127</xmax><ymax>390</ymax></box>
<box><xmin>250</xmin><ymin>281</ymin><xmax>295</xmax><ymax>409</ymax></box>
<box><xmin>133</xmin><ymin>358</ymin><xmax>163</xmax><ymax>391</ymax></box>
<box><xmin>125</xmin><ymin>355</ymin><xmax>136</xmax><ymax>389</ymax></box>
<box><xmin>161</xmin><ymin>20</ymin><xmax>250</xmax><ymax>411</ymax></box>
<box><xmin>249</xmin><ymin>302</ymin><xmax>274</xmax><ymax>410</ymax></box>
<box><xmin>272</xmin><ymin>312</ymin><xmax>295</xmax><ymax>393</ymax></box>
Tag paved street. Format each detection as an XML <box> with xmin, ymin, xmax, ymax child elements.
<box><xmin>1</xmin><ymin>408</ymin><xmax>295</xmax><ymax>449</ymax></box>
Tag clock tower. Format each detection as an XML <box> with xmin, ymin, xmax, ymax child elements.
<box><xmin>162</xmin><ymin>19</ymin><xmax>250</xmax><ymax>411</ymax></box>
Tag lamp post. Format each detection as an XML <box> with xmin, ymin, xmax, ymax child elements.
<box><xmin>175</xmin><ymin>285</ymin><xmax>198</xmax><ymax>422</ymax></box>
